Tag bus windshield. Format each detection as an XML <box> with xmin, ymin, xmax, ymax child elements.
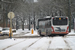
<box><xmin>53</xmin><ymin>18</ymin><xmax>68</xmax><ymax>25</ymax></box>
<box><xmin>39</xmin><ymin>20</ymin><xmax>51</xmax><ymax>28</ymax></box>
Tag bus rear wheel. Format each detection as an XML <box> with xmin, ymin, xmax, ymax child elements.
<box><xmin>39</xmin><ymin>32</ymin><xmax>44</xmax><ymax>36</ymax></box>
<box><xmin>59</xmin><ymin>34</ymin><xmax>66</xmax><ymax>36</ymax></box>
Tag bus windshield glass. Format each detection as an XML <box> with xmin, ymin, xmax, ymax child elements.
<box><xmin>53</xmin><ymin>18</ymin><xmax>68</xmax><ymax>25</ymax></box>
<box><xmin>39</xmin><ymin>20</ymin><xmax>51</xmax><ymax>28</ymax></box>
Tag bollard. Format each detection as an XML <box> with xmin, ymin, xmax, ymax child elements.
<box><xmin>9</xmin><ymin>28</ymin><xmax>13</xmax><ymax>38</ymax></box>
<box><xmin>31</xmin><ymin>29</ymin><xmax>34</xmax><ymax>34</ymax></box>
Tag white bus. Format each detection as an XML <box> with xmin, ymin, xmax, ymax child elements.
<box><xmin>51</xmin><ymin>16</ymin><xmax>69</xmax><ymax>35</ymax></box>
<box><xmin>37</xmin><ymin>16</ymin><xmax>69</xmax><ymax>36</ymax></box>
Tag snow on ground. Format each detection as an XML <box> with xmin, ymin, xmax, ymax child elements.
<box><xmin>26</xmin><ymin>37</ymin><xmax>52</xmax><ymax>50</ymax></box>
<box><xmin>16</xmin><ymin>28</ymin><xmax>39</xmax><ymax>36</ymax></box>
<box><xmin>49</xmin><ymin>37</ymin><xmax>71</xmax><ymax>50</ymax></box>
<box><xmin>13</xmin><ymin>29</ymin><xmax>30</xmax><ymax>35</ymax></box>
<box><xmin>22</xmin><ymin>30</ymin><xmax>39</xmax><ymax>36</ymax></box>
<box><xmin>16</xmin><ymin>29</ymin><xmax>29</xmax><ymax>33</ymax></box>
<box><xmin>65</xmin><ymin>36</ymin><xmax>75</xmax><ymax>50</ymax></box>
<box><xmin>3</xmin><ymin>36</ymin><xmax>75</xmax><ymax>50</ymax></box>
<box><xmin>5</xmin><ymin>38</ymin><xmax>40</xmax><ymax>50</ymax></box>
<box><xmin>0</xmin><ymin>38</ymin><xmax>25</xmax><ymax>50</ymax></box>
<box><xmin>64</xmin><ymin>29</ymin><xmax>75</xmax><ymax>50</ymax></box>
<box><xmin>67</xmin><ymin>29</ymin><xmax>75</xmax><ymax>35</ymax></box>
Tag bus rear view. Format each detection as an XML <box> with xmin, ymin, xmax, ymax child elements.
<box><xmin>51</xmin><ymin>17</ymin><xmax>69</xmax><ymax>35</ymax></box>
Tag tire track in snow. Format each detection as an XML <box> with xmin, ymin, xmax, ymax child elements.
<box><xmin>3</xmin><ymin>39</ymin><xmax>27</xmax><ymax>50</ymax></box>
<box><xmin>63</xmin><ymin>35</ymin><xmax>72</xmax><ymax>50</ymax></box>
<box><xmin>47</xmin><ymin>37</ymin><xmax>53</xmax><ymax>50</ymax></box>
<box><xmin>22</xmin><ymin>37</ymin><xmax>42</xmax><ymax>50</ymax></box>
<box><xmin>48</xmin><ymin>36</ymin><xmax>72</xmax><ymax>50</ymax></box>
<box><xmin>25</xmin><ymin>37</ymin><xmax>52</xmax><ymax>50</ymax></box>
<box><xmin>64</xmin><ymin>40</ymin><xmax>72</xmax><ymax>50</ymax></box>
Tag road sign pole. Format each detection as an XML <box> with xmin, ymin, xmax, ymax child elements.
<box><xmin>9</xmin><ymin>13</ymin><xmax>12</xmax><ymax>38</ymax></box>
<box><xmin>8</xmin><ymin>12</ymin><xmax>15</xmax><ymax>38</ymax></box>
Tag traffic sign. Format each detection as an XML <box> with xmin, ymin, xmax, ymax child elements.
<box><xmin>8</xmin><ymin>12</ymin><xmax>15</xmax><ymax>19</ymax></box>
<box><xmin>8</xmin><ymin>12</ymin><xmax>15</xmax><ymax>38</ymax></box>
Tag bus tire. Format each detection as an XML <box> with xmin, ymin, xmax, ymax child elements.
<box><xmin>39</xmin><ymin>31</ymin><xmax>44</xmax><ymax>36</ymax></box>
<box><xmin>39</xmin><ymin>31</ymin><xmax>42</xmax><ymax>36</ymax></box>
<box><xmin>59</xmin><ymin>34</ymin><xmax>65</xmax><ymax>36</ymax></box>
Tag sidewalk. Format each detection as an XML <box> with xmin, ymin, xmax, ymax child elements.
<box><xmin>67</xmin><ymin>29</ymin><xmax>75</xmax><ymax>36</ymax></box>
<box><xmin>13</xmin><ymin>29</ymin><xmax>30</xmax><ymax>35</ymax></box>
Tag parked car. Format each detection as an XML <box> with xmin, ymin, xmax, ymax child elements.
<box><xmin>0</xmin><ymin>31</ymin><xmax>2</xmax><ymax>36</ymax></box>
<box><xmin>2</xmin><ymin>27</ymin><xmax>16</xmax><ymax>36</ymax></box>
<box><xmin>2</xmin><ymin>28</ymin><xmax>10</xmax><ymax>35</ymax></box>
<box><xmin>0</xmin><ymin>27</ymin><xmax>3</xmax><ymax>36</ymax></box>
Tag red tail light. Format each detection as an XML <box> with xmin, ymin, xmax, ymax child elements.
<box><xmin>53</xmin><ymin>17</ymin><xmax>54</xmax><ymax>19</ymax></box>
<box><xmin>51</xmin><ymin>26</ymin><xmax>54</xmax><ymax>32</ymax></box>
<box><xmin>66</xmin><ymin>17</ymin><xmax>68</xmax><ymax>19</ymax></box>
<box><xmin>66</xmin><ymin>26</ymin><xmax>69</xmax><ymax>32</ymax></box>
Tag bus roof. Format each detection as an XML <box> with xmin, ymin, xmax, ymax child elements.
<box><xmin>38</xmin><ymin>18</ymin><xmax>51</xmax><ymax>21</ymax></box>
<box><xmin>54</xmin><ymin>16</ymin><xmax>68</xmax><ymax>17</ymax></box>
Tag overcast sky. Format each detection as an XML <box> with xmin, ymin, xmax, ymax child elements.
<box><xmin>34</xmin><ymin>0</ymin><xmax>37</xmax><ymax>2</ymax></box>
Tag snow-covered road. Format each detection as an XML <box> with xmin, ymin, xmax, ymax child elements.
<box><xmin>0</xmin><ymin>29</ymin><xmax>75</xmax><ymax>50</ymax></box>
<box><xmin>0</xmin><ymin>36</ymin><xmax>74</xmax><ymax>50</ymax></box>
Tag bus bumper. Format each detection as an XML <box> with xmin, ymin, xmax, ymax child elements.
<box><xmin>51</xmin><ymin>32</ymin><xmax>69</xmax><ymax>34</ymax></box>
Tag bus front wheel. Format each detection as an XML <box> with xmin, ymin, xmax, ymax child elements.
<box><xmin>39</xmin><ymin>31</ymin><xmax>44</xmax><ymax>36</ymax></box>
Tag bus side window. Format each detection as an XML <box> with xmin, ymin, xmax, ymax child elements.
<box><xmin>45</xmin><ymin>23</ymin><xmax>47</xmax><ymax>28</ymax></box>
<box><xmin>45</xmin><ymin>21</ymin><xmax>51</xmax><ymax>28</ymax></box>
<box><xmin>48</xmin><ymin>21</ymin><xmax>51</xmax><ymax>27</ymax></box>
<box><xmin>49</xmin><ymin>21</ymin><xmax>51</xmax><ymax>26</ymax></box>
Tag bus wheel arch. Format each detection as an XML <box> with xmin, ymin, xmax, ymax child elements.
<box><xmin>38</xmin><ymin>30</ymin><xmax>44</xmax><ymax>36</ymax></box>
